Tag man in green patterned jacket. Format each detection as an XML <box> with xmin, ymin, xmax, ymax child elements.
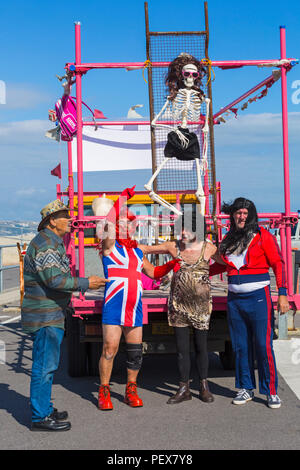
<box><xmin>22</xmin><ymin>199</ymin><xmax>107</xmax><ymax>432</ymax></box>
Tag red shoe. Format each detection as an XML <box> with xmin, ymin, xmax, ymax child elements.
<box><xmin>124</xmin><ymin>382</ymin><xmax>143</xmax><ymax>407</ymax></box>
<box><xmin>98</xmin><ymin>384</ymin><xmax>113</xmax><ymax>410</ymax></box>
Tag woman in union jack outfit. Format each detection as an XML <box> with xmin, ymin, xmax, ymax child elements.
<box><xmin>96</xmin><ymin>187</ymin><xmax>179</xmax><ymax>410</ymax></box>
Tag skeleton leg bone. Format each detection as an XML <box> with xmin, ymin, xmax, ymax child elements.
<box><xmin>195</xmin><ymin>158</ymin><xmax>206</xmax><ymax>216</ymax></box>
<box><xmin>144</xmin><ymin>157</ymin><xmax>183</xmax><ymax>216</ymax></box>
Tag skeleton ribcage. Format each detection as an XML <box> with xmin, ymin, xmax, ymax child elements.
<box><xmin>171</xmin><ymin>89</ymin><xmax>203</xmax><ymax>124</ymax></box>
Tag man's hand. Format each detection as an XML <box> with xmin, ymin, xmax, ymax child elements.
<box><xmin>88</xmin><ymin>276</ymin><xmax>108</xmax><ymax>290</ymax></box>
<box><xmin>277</xmin><ymin>295</ymin><xmax>289</xmax><ymax>315</ymax></box>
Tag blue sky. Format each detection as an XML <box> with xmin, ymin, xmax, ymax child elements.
<box><xmin>0</xmin><ymin>0</ymin><xmax>299</xmax><ymax>221</ymax></box>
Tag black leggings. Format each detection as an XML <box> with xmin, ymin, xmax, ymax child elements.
<box><xmin>174</xmin><ymin>327</ymin><xmax>208</xmax><ymax>382</ymax></box>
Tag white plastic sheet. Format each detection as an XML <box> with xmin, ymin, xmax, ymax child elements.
<box><xmin>71</xmin><ymin>125</ymin><xmax>153</xmax><ymax>172</ymax></box>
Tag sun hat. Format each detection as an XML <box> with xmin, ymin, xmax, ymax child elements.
<box><xmin>38</xmin><ymin>199</ymin><xmax>70</xmax><ymax>232</ymax></box>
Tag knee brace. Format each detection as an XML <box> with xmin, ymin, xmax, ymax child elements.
<box><xmin>126</xmin><ymin>343</ymin><xmax>143</xmax><ymax>371</ymax></box>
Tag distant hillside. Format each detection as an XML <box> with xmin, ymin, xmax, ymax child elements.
<box><xmin>0</xmin><ymin>220</ymin><xmax>38</xmax><ymax>238</ymax></box>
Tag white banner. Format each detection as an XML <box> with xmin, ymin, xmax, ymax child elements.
<box><xmin>72</xmin><ymin>125</ymin><xmax>153</xmax><ymax>172</ymax></box>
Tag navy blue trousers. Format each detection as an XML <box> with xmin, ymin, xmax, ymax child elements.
<box><xmin>227</xmin><ymin>286</ymin><xmax>278</xmax><ymax>395</ymax></box>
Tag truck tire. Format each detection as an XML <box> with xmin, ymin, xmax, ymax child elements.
<box><xmin>66</xmin><ymin>308</ymin><xmax>88</xmax><ymax>377</ymax></box>
<box><xmin>87</xmin><ymin>342</ymin><xmax>102</xmax><ymax>376</ymax></box>
<box><xmin>219</xmin><ymin>340</ymin><xmax>235</xmax><ymax>370</ymax></box>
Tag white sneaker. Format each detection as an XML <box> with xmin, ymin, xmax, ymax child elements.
<box><xmin>232</xmin><ymin>389</ymin><xmax>254</xmax><ymax>405</ymax></box>
<box><xmin>267</xmin><ymin>395</ymin><xmax>281</xmax><ymax>409</ymax></box>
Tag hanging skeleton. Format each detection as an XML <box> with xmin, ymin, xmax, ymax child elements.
<box><xmin>145</xmin><ymin>53</ymin><xmax>210</xmax><ymax>216</ymax></box>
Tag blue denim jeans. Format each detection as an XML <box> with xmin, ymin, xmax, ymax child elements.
<box><xmin>30</xmin><ymin>326</ymin><xmax>64</xmax><ymax>422</ymax></box>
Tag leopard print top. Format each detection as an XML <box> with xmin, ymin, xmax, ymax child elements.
<box><xmin>168</xmin><ymin>241</ymin><xmax>212</xmax><ymax>331</ymax></box>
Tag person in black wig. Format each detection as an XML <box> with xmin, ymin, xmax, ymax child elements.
<box><xmin>219</xmin><ymin>197</ymin><xmax>260</xmax><ymax>256</ymax></box>
<box><xmin>210</xmin><ymin>197</ymin><xmax>289</xmax><ymax>409</ymax></box>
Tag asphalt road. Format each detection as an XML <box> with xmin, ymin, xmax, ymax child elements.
<box><xmin>1</xmin><ymin>267</ymin><xmax>19</xmax><ymax>291</ymax></box>
<box><xmin>0</xmin><ymin>314</ymin><xmax>300</xmax><ymax>452</ymax></box>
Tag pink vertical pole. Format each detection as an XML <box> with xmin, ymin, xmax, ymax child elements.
<box><xmin>280</xmin><ymin>26</ymin><xmax>293</xmax><ymax>295</ymax></box>
<box><xmin>75</xmin><ymin>21</ymin><xmax>85</xmax><ymax>283</ymax></box>
<box><xmin>201</xmin><ymin>132</ymin><xmax>210</xmax><ymax>215</ymax></box>
<box><xmin>67</xmin><ymin>141</ymin><xmax>76</xmax><ymax>276</ymax></box>
<box><xmin>216</xmin><ymin>181</ymin><xmax>222</xmax><ymax>242</ymax></box>
<box><xmin>56</xmin><ymin>183</ymin><xmax>61</xmax><ymax>200</ymax></box>
<box><xmin>68</xmin><ymin>141</ymin><xmax>74</xmax><ymax>218</ymax></box>
<box><xmin>204</xmin><ymin>172</ymin><xmax>209</xmax><ymax>215</ymax></box>
<box><xmin>216</xmin><ymin>181</ymin><xmax>223</xmax><ymax>280</ymax></box>
<box><xmin>280</xmin><ymin>225</ymin><xmax>287</xmax><ymax>272</ymax></box>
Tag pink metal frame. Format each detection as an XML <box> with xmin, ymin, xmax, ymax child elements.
<box><xmin>66</xmin><ymin>58</ymin><xmax>297</xmax><ymax>73</ymax></box>
<box><xmin>57</xmin><ymin>22</ymin><xmax>300</xmax><ymax>318</ymax></box>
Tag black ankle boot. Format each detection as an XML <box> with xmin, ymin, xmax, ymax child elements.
<box><xmin>167</xmin><ymin>381</ymin><xmax>192</xmax><ymax>405</ymax></box>
<box><xmin>199</xmin><ymin>379</ymin><xmax>214</xmax><ymax>403</ymax></box>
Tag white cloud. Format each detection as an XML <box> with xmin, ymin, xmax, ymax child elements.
<box><xmin>16</xmin><ymin>188</ymin><xmax>47</xmax><ymax>197</ymax></box>
<box><xmin>214</xmin><ymin>112</ymin><xmax>300</xmax><ymax>146</ymax></box>
<box><xmin>1</xmin><ymin>83</ymin><xmax>51</xmax><ymax>109</ymax></box>
<box><xmin>0</xmin><ymin>119</ymin><xmax>53</xmax><ymax>144</ymax></box>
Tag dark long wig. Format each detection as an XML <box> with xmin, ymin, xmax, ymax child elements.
<box><xmin>165</xmin><ymin>53</ymin><xmax>207</xmax><ymax>101</ymax></box>
<box><xmin>220</xmin><ymin>197</ymin><xmax>259</xmax><ymax>256</ymax></box>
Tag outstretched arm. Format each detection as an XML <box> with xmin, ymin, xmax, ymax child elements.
<box><xmin>138</xmin><ymin>240</ymin><xmax>175</xmax><ymax>256</ymax></box>
<box><xmin>142</xmin><ymin>257</ymin><xmax>180</xmax><ymax>279</ymax></box>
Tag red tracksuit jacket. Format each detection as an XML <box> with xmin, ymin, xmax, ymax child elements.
<box><xmin>209</xmin><ymin>228</ymin><xmax>287</xmax><ymax>295</ymax></box>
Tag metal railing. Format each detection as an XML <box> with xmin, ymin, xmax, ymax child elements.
<box><xmin>0</xmin><ymin>244</ymin><xmax>19</xmax><ymax>293</ymax></box>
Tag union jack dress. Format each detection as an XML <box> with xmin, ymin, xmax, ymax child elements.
<box><xmin>102</xmin><ymin>241</ymin><xmax>144</xmax><ymax>327</ymax></box>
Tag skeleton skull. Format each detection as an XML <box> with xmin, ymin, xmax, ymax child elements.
<box><xmin>182</xmin><ymin>63</ymin><xmax>199</xmax><ymax>88</ymax></box>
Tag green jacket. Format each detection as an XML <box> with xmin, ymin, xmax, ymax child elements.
<box><xmin>21</xmin><ymin>228</ymin><xmax>89</xmax><ymax>333</ymax></box>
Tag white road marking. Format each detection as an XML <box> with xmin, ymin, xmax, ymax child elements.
<box><xmin>1</xmin><ymin>315</ymin><xmax>21</xmax><ymax>324</ymax></box>
<box><xmin>274</xmin><ymin>339</ymin><xmax>300</xmax><ymax>400</ymax></box>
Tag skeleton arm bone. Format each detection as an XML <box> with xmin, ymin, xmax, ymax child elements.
<box><xmin>151</xmin><ymin>97</ymin><xmax>175</xmax><ymax>132</ymax></box>
<box><xmin>202</xmin><ymin>98</ymin><xmax>210</xmax><ymax>134</ymax></box>
<box><xmin>199</xmin><ymin>98</ymin><xmax>210</xmax><ymax>173</ymax></box>
<box><xmin>151</xmin><ymin>98</ymin><xmax>189</xmax><ymax>147</ymax></box>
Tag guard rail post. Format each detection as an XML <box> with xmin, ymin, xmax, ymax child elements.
<box><xmin>0</xmin><ymin>246</ymin><xmax>3</xmax><ymax>293</ymax></box>
<box><xmin>0</xmin><ymin>245</ymin><xmax>19</xmax><ymax>294</ymax></box>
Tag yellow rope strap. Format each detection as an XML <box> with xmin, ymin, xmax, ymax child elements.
<box><xmin>142</xmin><ymin>60</ymin><xmax>152</xmax><ymax>84</ymax></box>
<box><xmin>201</xmin><ymin>58</ymin><xmax>215</xmax><ymax>85</ymax></box>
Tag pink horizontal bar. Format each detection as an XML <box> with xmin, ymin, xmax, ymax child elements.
<box><xmin>83</xmin><ymin>121</ymin><xmax>150</xmax><ymax>126</ymax></box>
<box><xmin>66</xmin><ymin>58</ymin><xmax>297</xmax><ymax>71</ymax></box>
<box><xmin>82</xmin><ymin>119</ymin><xmax>206</xmax><ymax>126</ymax></box>
<box><xmin>71</xmin><ymin>292</ymin><xmax>299</xmax><ymax>311</ymax></box>
<box><xmin>73</xmin><ymin>212</ymin><xmax>298</xmax><ymax>221</ymax></box>
<box><xmin>59</xmin><ymin>190</ymin><xmax>196</xmax><ymax>196</ymax></box>
<box><xmin>211</xmin><ymin>212</ymin><xmax>298</xmax><ymax>219</ymax></box>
